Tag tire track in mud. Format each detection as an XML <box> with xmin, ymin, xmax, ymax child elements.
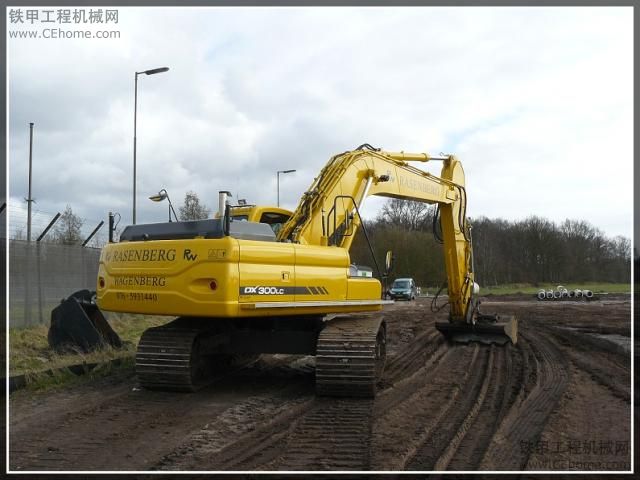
<box><xmin>543</xmin><ymin>325</ymin><xmax>630</xmax><ymax>402</ymax></box>
<box><xmin>444</xmin><ymin>343</ymin><xmax>521</xmax><ymax>470</ymax></box>
<box><xmin>269</xmin><ymin>398</ymin><xmax>375</xmax><ymax>471</ymax></box>
<box><xmin>250</xmin><ymin>330</ymin><xmax>444</xmax><ymax>471</ymax></box>
<box><xmin>432</xmin><ymin>346</ymin><xmax>496</xmax><ymax>470</ymax></box>
<box><xmin>381</xmin><ymin>329</ymin><xmax>444</xmax><ymax>386</ymax></box>
<box><xmin>185</xmin><ymin>326</ymin><xmax>445</xmax><ymax>471</ymax></box>
<box><xmin>267</xmin><ymin>324</ymin><xmax>448</xmax><ymax>471</ymax></box>
<box><xmin>11</xmin><ymin>389</ymin><xmax>210</xmax><ymax>471</ymax></box>
<box><xmin>369</xmin><ymin>343</ymin><xmax>479</xmax><ymax>470</ymax></box>
<box><xmin>480</xmin><ymin>329</ymin><xmax>569</xmax><ymax>470</ymax></box>
<box><xmin>155</xmin><ymin>388</ymin><xmax>315</xmax><ymax>471</ymax></box>
<box><xmin>11</xmin><ymin>361</ymin><xmax>312</xmax><ymax>471</ymax></box>
<box><xmin>404</xmin><ymin>345</ymin><xmax>490</xmax><ymax>470</ymax></box>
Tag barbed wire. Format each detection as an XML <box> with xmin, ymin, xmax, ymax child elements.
<box><xmin>3</xmin><ymin>199</ymin><xmax>109</xmax><ymax>247</ymax></box>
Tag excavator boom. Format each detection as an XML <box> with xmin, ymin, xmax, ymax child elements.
<box><xmin>277</xmin><ymin>145</ymin><xmax>516</xmax><ymax>342</ymax></box>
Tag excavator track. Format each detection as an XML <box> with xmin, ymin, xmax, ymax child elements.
<box><xmin>315</xmin><ymin>315</ymin><xmax>386</xmax><ymax>398</ymax></box>
<box><xmin>136</xmin><ymin>325</ymin><xmax>210</xmax><ymax>392</ymax></box>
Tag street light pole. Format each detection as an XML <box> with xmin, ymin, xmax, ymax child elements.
<box><xmin>277</xmin><ymin>169</ymin><xmax>296</xmax><ymax>207</ymax></box>
<box><xmin>26</xmin><ymin>122</ymin><xmax>34</xmax><ymax>241</ymax></box>
<box><xmin>133</xmin><ymin>74</ymin><xmax>138</xmax><ymax>225</ymax></box>
<box><xmin>133</xmin><ymin>66</ymin><xmax>169</xmax><ymax>225</ymax></box>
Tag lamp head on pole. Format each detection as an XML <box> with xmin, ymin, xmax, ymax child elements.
<box><xmin>149</xmin><ymin>189</ymin><xmax>168</xmax><ymax>202</ymax></box>
<box><xmin>149</xmin><ymin>188</ymin><xmax>178</xmax><ymax>222</ymax></box>
<box><xmin>143</xmin><ymin>67</ymin><xmax>170</xmax><ymax>75</ymax></box>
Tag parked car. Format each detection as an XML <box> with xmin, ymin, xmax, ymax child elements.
<box><xmin>389</xmin><ymin>277</ymin><xmax>418</xmax><ymax>301</ymax></box>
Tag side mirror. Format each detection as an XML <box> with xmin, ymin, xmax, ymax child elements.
<box><xmin>384</xmin><ymin>250</ymin><xmax>394</xmax><ymax>276</ymax></box>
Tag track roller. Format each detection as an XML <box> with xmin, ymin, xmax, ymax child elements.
<box><xmin>136</xmin><ymin>326</ymin><xmax>210</xmax><ymax>392</ymax></box>
<box><xmin>315</xmin><ymin>315</ymin><xmax>386</xmax><ymax>398</ymax></box>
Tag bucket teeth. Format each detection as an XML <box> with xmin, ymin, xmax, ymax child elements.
<box><xmin>435</xmin><ymin>315</ymin><xmax>518</xmax><ymax>345</ymax></box>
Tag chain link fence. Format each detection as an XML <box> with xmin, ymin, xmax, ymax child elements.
<box><xmin>7</xmin><ymin>200</ymin><xmax>108</xmax><ymax>247</ymax></box>
<box><xmin>9</xmin><ymin>240</ymin><xmax>101</xmax><ymax>328</ymax></box>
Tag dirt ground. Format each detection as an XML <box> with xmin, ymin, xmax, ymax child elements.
<box><xmin>8</xmin><ymin>294</ymin><xmax>632</xmax><ymax>472</ymax></box>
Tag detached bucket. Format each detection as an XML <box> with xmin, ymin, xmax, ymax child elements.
<box><xmin>436</xmin><ymin>314</ymin><xmax>517</xmax><ymax>345</ymax></box>
<box><xmin>48</xmin><ymin>289</ymin><xmax>122</xmax><ymax>353</ymax></box>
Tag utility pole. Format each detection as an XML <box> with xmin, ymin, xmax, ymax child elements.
<box><xmin>133</xmin><ymin>66</ymin><xmax>170</xmax><ymax>225</ymax></box>
<box><xmin>26</xmin><ymin>122</ymin><xmax>34</xmax><ymax>241</ymax></box>
<box><xmin>277</xmin><ymin>169</ymin><xmax>296</xmax><ymax>207</ymax></box>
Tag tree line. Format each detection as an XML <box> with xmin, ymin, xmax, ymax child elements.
<box><xmin>349</xmin><ymin>199</ymin><xmax>631</xmax><ymax>287</ymax></box>
<box><xmin>17</xmin><ymin>193</ymin><xmax>630</xmax><ymax>288</ymax></box>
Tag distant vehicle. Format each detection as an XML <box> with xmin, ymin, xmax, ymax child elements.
<box><xmin>389</xmin><ymin>277</ymin><xmax>418</xmax><ymax>301</ymax></box>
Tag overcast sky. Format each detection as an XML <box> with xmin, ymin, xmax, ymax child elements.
<box><xmin>7</xmin><ymin>6</ymin><xmax>633</xmax><ymax>240</ymax></box>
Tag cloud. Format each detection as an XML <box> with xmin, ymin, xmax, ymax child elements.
<box><xmin>7</xmin><ymin>6</ymin><xmax>633</xmax><ymax>238</ymax></box>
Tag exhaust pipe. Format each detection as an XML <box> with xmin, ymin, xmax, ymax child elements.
<box><xmin>218</xmin><ymin>191</ymin><xmax>232</xmax><ymax>217</ymax></box>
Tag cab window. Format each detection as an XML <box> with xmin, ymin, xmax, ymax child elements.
<box><xmin>259</xmin><ymin>212</ymin><xmax>291</xmax><ymax>235</ymax></box>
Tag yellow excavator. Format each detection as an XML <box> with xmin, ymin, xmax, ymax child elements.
<box><xmin>96</xmin><ymin>144</ymin><xmax>517</xmax><ymax>396</ymax></box>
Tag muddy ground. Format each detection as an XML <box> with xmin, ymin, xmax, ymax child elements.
<box><xmin>9</xmin><ymin>294</ymin><xmax>633</xmax><ymax>472</ymax></box>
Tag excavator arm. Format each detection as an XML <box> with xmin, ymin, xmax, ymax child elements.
<box><xmin>278</xmin><ymin>145</ymin><xmax>516</xmax><ymax>342</ymax></box>
<box><xmin>278</xmin><ymin>145</ymin><xmax>473</xmax><ymax>323</ymax></box>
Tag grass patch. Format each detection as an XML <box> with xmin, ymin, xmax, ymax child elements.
<box><xmin>479</xmin><ymin>282</ymin><xmax>631</xmax><ymax>296</ymax></box>
<box><xmin>9</xmin><ymin>312</ymin><xmax>170</xmax><ymax>377</ymax></box>
<box><xmin>17</xmin><ymin>357</ymin><xmax>137</xmax><ymax>395</ymax></box>
<box><xmin>11</xmin><ymin>356</ymin><xmax>135</xmax><ymax>397</ymax></box>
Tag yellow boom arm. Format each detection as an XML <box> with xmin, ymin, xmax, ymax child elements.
<box><xmin>277</xmin><ymin>146</ymin><xmax>474</xmax><ymax>323</ymax></box>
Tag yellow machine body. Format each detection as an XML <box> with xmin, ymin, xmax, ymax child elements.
<box><xmin>97</xmin><ymin>237</ymin><xmax>382</xmax><ymax>318</ymax></box>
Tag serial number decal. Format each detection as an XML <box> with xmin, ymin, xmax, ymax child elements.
<box><xmin>116</xmin><ymin>292</ymin><xmax>159</xmax><ymax>302</ymax></box>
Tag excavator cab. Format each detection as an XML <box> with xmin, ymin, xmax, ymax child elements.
<box><xmin>227</xmin><ymin>205</ymin><xmax>293</xmax><ymax>236</ymax></box>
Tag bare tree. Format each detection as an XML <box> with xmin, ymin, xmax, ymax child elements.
<box><xmin>352</xmin><ymin>211</ymin><xmax>631</xmax><ymax>287</ymax></box>
<box><xmin>377</xmin><ymin>198</ymin><xmax>433</xmax><ymax>231</ymax></box>
<box><xmin>179</xmin><ymin>191</ymin><xmax>211</xmax><ymax>221</ymax></box>
<box><xmin>54</xmin><ymin>205</ymin><xmax>83</xmax><ymax>245</ymax></box>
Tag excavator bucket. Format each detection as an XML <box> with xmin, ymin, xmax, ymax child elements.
<box><xmin>48</xmin><ymin>289</ymin><xmax>122</xmax><ymax>353</ymax></box>
<box><xmin>435</xmin><ymin>314</ymin><xmax>518</xmax><ymax>345</ymax></box>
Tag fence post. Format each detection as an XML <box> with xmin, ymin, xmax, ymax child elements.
<box><xmin>37</xmin><ymin>242</ymin><xmax>43</xmax><ymax>324</ymax></box>
<box><xmin>37</xmin><ymin>212</ymin><xmax>61</xmax><ymax>242</ymax></box>
<box><xmin>108</xmin><ymin>212</ymin><xmax>114</xmax><ymax>243</ymax></box>
<box><xmin>23</xmin><ymin>242</ymin><xmax>32</xmax><ymax>326</ymax></box>
<box><xmin>82</xmin><ymin>221</ymin><xmax>104</xmax><ymax>247</ymax></box>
